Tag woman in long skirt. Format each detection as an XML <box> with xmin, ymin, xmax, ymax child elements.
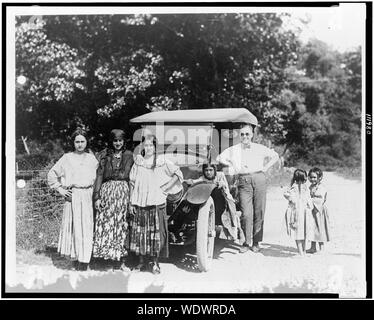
<box><xmin>92</xmin><ymin>129</ymin><xmax>134</xmax><ymax>269</ymax></box>
<box><xmin>128</xmin><ymin>134</ymin><xmax>183</xmax><ymax>274</ymax></box>
<box><xmin>48</xmin><ymin>128</ymin><xmax>98</xmax><ymax>271</ymax></box>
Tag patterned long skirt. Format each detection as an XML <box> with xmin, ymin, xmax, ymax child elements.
<box><xmin>128</xmin><ymin>203</ymin><xmax>169</xmax><ymax>258</ymax></box>
<box><xmin>58</xmin><ymin>188</ymin><xmax>94</xmax><ymax>263</ymax></box>
<box><xmin>92</xmin><ymin>180</ymin><xmax>130</xmax><ymax>261</ymax></box>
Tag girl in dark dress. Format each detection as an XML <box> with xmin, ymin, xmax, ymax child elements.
<box><xmin>92</xmin><ymin>129</ymin><xmax>134</xmax><ymax>269</ymax></box>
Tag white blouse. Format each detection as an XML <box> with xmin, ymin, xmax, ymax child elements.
<box><xmin>47</xmin><ymin>152</ymin><xmax>98</xmax><ymax>189</ymax></box>
<box><xmin>216</xmin><ymin>142</ymin><xmax>279</xmax><ymax>175</ymax></box>
<box><xmin>129</xmin><ymin>154</ymin><xmax>183</xmax><ymax>207</ymax></box>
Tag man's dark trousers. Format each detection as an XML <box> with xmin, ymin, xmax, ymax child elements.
<box><xmin>237</xmin><ymin>172</ymin><xmax>267</xmax><ymax>246</ymax></box>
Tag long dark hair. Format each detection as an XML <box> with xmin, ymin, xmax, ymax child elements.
<box><xmin>291</xmin><ymin>169</ymin><xmax>307</xmax><ymax>186</ymax></box>
<box><xmin>141</xmin><ymin>134</ymin><xmax>158</xmax><ymax>169</ymax></box>
<box><xmin>202</xmin><ymin>162</ymin><xmax>217</xmax><ymax>180</ymax></box>
<box><xmin>70</xmin><ymin>127</ymin><xmax>90</xmax><ymax>153</ymax></box>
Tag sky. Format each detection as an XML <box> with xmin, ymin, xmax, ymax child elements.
<box><xmin>7</xmin><ymin>2</ymin><xmax>367</xmax><ymax>53</ymax></box>
<box><xmin>287</xmin><ymin>3</ymin><xmax>366</xmax><ymax>52</ymax></box>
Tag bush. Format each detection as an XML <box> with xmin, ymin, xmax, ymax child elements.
<box><xmin>16</xmin><ymin>139</ymin><xmax>65</xmax><ymax>171</ymax></box>
<box><xmin>335</xmin><ymin>166</ymin><xmax>362</xmax><ymax>180</ymax></box>
<box><xmin>285</xmin><ymin>143</ymin><xmax>361</xmax><ymax>172</ymax></box>
<box><xmin>307</xmin><ymin>153</ymin><xmax>341</xmax><ymax>170</ymax></box>
<box><xmin>16</xmin><ymin>153</ymin><xmax>51</xmax><ymax>171</ymax></box>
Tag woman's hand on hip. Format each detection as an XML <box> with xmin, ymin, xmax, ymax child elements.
<box><xmin>58</xmin><ymin>187</ymin><xmax>72</xmax><ymax>201</ymax></box>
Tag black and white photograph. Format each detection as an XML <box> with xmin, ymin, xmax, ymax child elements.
<box><xmin>3</xmin><ymin>2</ymin><xmax>370</xmax><ymax>299</ymax></box>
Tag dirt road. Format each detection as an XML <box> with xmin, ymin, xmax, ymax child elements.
<box><xmin>9</xmin><ymin>172</ymin><xmax>366</xmax><ymax>297</ymax></box>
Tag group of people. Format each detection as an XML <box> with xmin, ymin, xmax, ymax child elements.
<box><xmin>48</xmin><ymin>128</ymin><xmax>183</xmax><ymax>274</ymax></box>
<box><xmin>47</xmin><ymin>122</ymin><xmax>330</xmax><ymax>274</ymax></box>
<box><xmin>284</xmin><ymin>167</ymin><xmax>330</xmax><ymax>256</ymax></box>
<box><xmin>216</xmin><ymin>123</ymin><xmax>331</xmax><ymax>256</ymax></box>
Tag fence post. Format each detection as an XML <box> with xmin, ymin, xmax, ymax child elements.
<box><xmin>21</xmin><ymin>136</ymin><xmax>30</xmax><ymax>155</ymax></box>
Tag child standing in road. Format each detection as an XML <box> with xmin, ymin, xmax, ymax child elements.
<box><xmin>306</xmin><ymin>167</ymin><xmax>331</xmax><ymax>254</ymax></box>
<box><xmin>284</xmin><ymin>169</ymin><xmax>313</xmax><ymax>256</ymax></box>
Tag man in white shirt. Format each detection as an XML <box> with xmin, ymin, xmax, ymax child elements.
<box><xmin>216</xmin><ymin>124</ymin><xmax>279</xmax><ymax>253</ymax></box>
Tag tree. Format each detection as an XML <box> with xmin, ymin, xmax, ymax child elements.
<box><xmin>16</xmin><ymin>13</ymin><xmax>301</xmax><ymax>149</ymax></box>
<box><xmin>16</xmin><ymin>18</ymin><xmax>85</xmax><ymax>141</ymax></box>
<box><xmin>15</xmin><ymin>14</ymin><xmax>361</xmax><ymax>169</ymax></box>
<box><xmin>277</xmin><ymin>39</ymin><xmax>361</xmax><ymax>167</ymax></box>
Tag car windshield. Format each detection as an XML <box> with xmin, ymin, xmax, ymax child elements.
<box><xmin>136</xmin><ymin>125</ymin><xmax>211</xmax><ymax>166</ymax></box>
<box><xmin>133</xmin><ymin>124</ymin><xmax>242</xmax><ymax>166</ymax></box>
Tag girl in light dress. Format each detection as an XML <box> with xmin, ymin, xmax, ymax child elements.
<box><xmin>283</xmin><ymin>169</ymin><xmax>313</xmax><ymax>256</ymax></box>
<box><xmin>48</xmin><ymin>128</ymin><xmax>98</xmax><ymax>271</ymax></box>
<box><xmin>306</xmin><ymin>167</ymin><xmax>331</xmax><ymax>254</ymax></box>
<box><xmin>128</xmin><ymin>135</ymin><xmax>183</xmax><ymax>274</ymax></box>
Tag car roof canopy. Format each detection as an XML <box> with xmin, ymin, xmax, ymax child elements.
<box><xmin>130</xmin><ymin>108</ymin><xmax>258</xmax><ymax>126</ymax></box>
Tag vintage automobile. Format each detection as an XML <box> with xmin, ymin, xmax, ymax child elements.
<box><xmin>129</xmin><ymin>108</ymin><xmax>258</xmax><ymax>272</ymax></box>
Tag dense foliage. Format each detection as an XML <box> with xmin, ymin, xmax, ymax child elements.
<box><xmin>16</xmin><ymin>14</ymin><xmax>362</xmax><ymax>169</ymax></box>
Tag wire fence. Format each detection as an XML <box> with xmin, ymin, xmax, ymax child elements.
<box><xmin>16</xmin><ymin>169</ymin><xmax>64</xmax><ymax>214</ymax></box>
<box><xmin>16</xmin><ymin>169</ymin><xmax>64</xmax><ymax>250</ymax></box>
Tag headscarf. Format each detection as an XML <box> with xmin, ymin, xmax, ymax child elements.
<box><xmin>110</xmin><ymin>129</ymin><xmax>125</xmax><ymax>141</ymax></box>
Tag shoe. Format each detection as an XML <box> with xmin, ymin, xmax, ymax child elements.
<box><xmin>112</xmin><ymin>260</ymin><xmax>122</xmax><ymax>270</ymax></box>
<box><xmin>71</xmin><ymin>260</ymin><xmax>79</xmax><ymax>271</ymax></box>
<box><xmin>250</xmin><ymin>245</ymin><xmax>261</xmax><ymax>253</ymax></box>
<box><xmin>133</xmin><ymin>263</ymin><xmax>147</xmax><ymax>271</ymax></box>
<box><xmin>306</xmin><ymin>249</ymin><xmax>317</xmax><ymax>254</ymax></box>
<box><xmin>119</xmin><ymin>262</ymin><xmax>131</xmax><ymax>272</ymax></box>
<box><xmin>239</xmin><ymin>245</ymin><xmax>250</xmax><ymax>253</ymax></box>
<box><xmin>149</xmin><ymin>262</ymin><xmax>161</xmax><ymax>275</ymax></box>
<box><xmin>78</xmin><ymin>262</ymin><xmax>88</xmax><ymax>271</ymax></box>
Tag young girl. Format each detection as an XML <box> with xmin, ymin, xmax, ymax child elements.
<box><xmin>306</xmin><ymin>167</ymin><xmax>331</xmax><ymax>253</ymax></box>
<box><xmin>128</xmin><ymin>135</ymin><xmax>183</xmax><ymax>274</ymax></box>
<box><xmin>284</xmin><ymin>169</ymin><xmax>313</xmax><ymax>256</ymax></box>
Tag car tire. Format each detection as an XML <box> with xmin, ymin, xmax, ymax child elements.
<box><xmin>196</xmin><ymin>196</ymin><xmax>215</xmax><ymax>272</ymax></box>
